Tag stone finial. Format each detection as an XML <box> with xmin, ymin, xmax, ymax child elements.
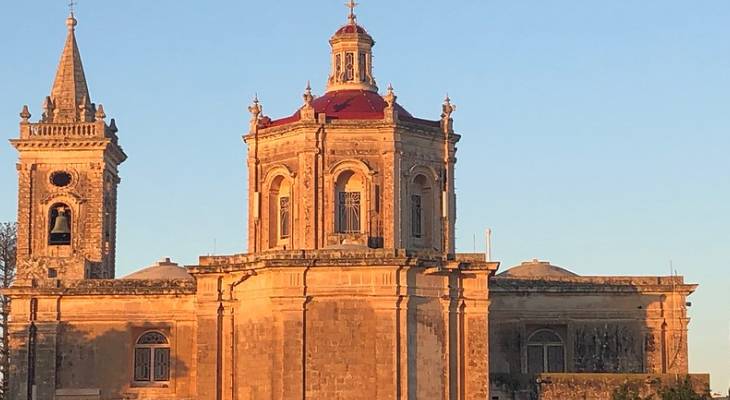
<box><xmin>384</xmin><ymin>83</ymin><xmax>397</xmax><ymax>108</ymax></box>
<box><xmin>301</xmin><ymin>82</ymin><xmax>316</xmax><ymax>122</ymax></box>
<box><xmin>383</xmin><ymin>83</ymin><xmax>398</xmax><ymax>123</ymax></box>
<box><xmin>95</xmin><ymin>104</ymin><xmax>106</xmax><ymax>120</ymax></box>
<box><xmin>303</xmin><ymin>81</ymin><xmax>314</xmax><ymax>106</ymax></box>
<box><xmin>42</xmin><ymin>96</ymin><xmax>54</xmax><ymax>122</ymax></box>
<box><xmin>79</xmin><ymin>95</ymin><xmax>91</xmax><ymax>121</ymax></box>
<box><xmin>66</xmin><ymin>13</ymin><xmax>78</xmax><ymax>32</ymax></box>
<box><xmin>248</xmin><ymin>95</ymin><xmax>263</xmax><ymax>132</ymax></box>
<box><xmin>19</xmin><ymin>105</ymin><xmax>31</xmax><ymax>123</ymax></box>
<box><xmin>109</xmin><ymin>118</ymin><xmax>118</xmax><ymax>133</ymax></box>
<box><xmin>441</xmin><ymin>94</ymin><xmax>456</xmax><ymax>133</ymax></box>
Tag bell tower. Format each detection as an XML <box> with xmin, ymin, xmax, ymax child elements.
<box><xmin>10</xmin><ymin>13</ymin><xmax>126</xmax><ymax>281</ymax></box>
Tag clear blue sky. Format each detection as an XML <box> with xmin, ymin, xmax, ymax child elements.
<box><xmin>1</xmin><ymin>0</ymin><xmax>728</xmax><ymax>392</ymax></box>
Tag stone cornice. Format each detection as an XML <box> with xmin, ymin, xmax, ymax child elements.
<box><xmin>246</xmin><ymin>118</ymin><xmax>448</xmax><ymax>142</ymax></box>
<box><xmin>490</xmin><ymin>277</ymin><xmax>697</xmax><ymax>295</ymax></box>
<box><xmin>2</xmin><ymin>279</ymin><xmax>196</xmax><ymax>296</ymax></box>
<box><xmin>191</xmin><ymin>249</ymin><xmax>498</xmax><ymax>276</ymax></box>
<box><xmin>10</xmin><ymin>138</ymin><xmax>127</xmax><ymax>164</ymax></box>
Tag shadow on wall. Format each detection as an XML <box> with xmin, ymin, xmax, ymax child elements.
<box><xmin>488</xmin><ymin>277</ymin><xmax>695</xmax><ymax>399</ymax></box>
<box><xmin>46</xmin><ymin>322</ymin><xmax>189</xmax><ymax>400</ymax></box>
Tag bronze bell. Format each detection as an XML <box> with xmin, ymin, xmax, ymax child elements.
<box><xmin>51</xmin><ymin>208</ymin><xmax>70</xmax><ymax>234</ymax></box>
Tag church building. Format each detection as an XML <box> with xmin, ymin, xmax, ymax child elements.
<box><xmin>3</xmin><ymin>4</ymin><xmax>709</xmax><ymax>400</ymax></box>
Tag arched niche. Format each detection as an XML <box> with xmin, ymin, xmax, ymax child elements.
<box><xmin>266</xmin><ymin>174</ymin><xmax>294</xmax><ymax>250</ymax></box>
<box><xmin>408</xmin><ymin>172</ymin><xmax>437</xmax><ymax>250</ymax></box>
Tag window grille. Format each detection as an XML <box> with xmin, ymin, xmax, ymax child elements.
<box><xmin>338</xmin><ymin>191</ymin><xmax>361</xmax><ymax>233</ymax></box>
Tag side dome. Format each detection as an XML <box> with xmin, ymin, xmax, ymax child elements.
<box><xmin>498</xmin><ymin>259</ymin><xmax>578</xmax><ymax>278</ymax></box>
<box><xmin>122</xmin><ymin>258</ymin><xmax>193</xmax><ymax>280</ymax></box>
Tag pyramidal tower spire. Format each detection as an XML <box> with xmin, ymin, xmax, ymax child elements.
<box><xmin>49</xmin><ymin>11</ymin><xmax>92</xmax><ymax>123</ymax></box>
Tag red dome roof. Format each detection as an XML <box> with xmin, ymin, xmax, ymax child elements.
<box><xmin>334</xmin><ymin>23</ymin><xmax>369</xmax><ymax>36</ymax></box>
<box><xmin>261</xmin><ymin>90</ymin><xmax>439</xmax><ymax>128</ymax></box>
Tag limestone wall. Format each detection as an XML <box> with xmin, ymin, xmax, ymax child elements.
<box><xmin>489</xmin><ymin>276</ymin><xmax>694</xmax><ymax>376</ymax></box>
<box><xmin>5</xmin><ymin>280</ymin><xmax>196</xmax><ymax>400</ymax></box>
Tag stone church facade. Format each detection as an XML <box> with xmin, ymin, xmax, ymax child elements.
<box><xmin>3</xmin><ymin>6</ymin><xmax>709</xmax><ymax>400</ymax></box>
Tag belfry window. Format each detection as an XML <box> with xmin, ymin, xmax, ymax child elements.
<box><xmin>411</xmin><ymin>195</ymin><xmax>422</xmax><ymax>238</ymax></box>
<box><xmin>279</xmin><ymin>196</ymin><xmax>290</xmax><ymax>239</ymax></box>
<box><xmin>527</xmin><ymin>329</ymin><xmax>565</xmax><ymax>373</ymax></box>
<box><xmin>48</xmin><ymin>204</ymin><xmax>71</xmax><ymax>245</ymax></box>
<box><xmin>359</xmin><ymin>52</ymin><xmax>367</xmax><ymax>81</ymax></box>
<box><xmin>345</xmin><ymin>53</ymin><xmax>355</xmax><ymax>81</ymax></box>
<box><xmin>335</xmin><ymin>54</ymin><xmax>342</xmax><ymax>81</ymax></box>
<box><xmin>134</xmin><ymin>331</ymin><xmax>170</xmax><ymax>383</ymax></box>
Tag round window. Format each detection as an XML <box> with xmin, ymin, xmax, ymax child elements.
<box><xmin>50</xmin><ymin>171</ymin><xmax>72</xmax><ymax>188</ymax></box>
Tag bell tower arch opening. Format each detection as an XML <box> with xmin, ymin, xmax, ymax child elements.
<box><xmin>48</xmin><ymin>203</ymin><xmax>72</xmax><ymax>246</ymax></box>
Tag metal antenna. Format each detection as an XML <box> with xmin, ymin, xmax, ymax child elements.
<box><xmin>485</xmin><ymin>228</ymin><xmax>493</xmax><ymax>262</ymax></box>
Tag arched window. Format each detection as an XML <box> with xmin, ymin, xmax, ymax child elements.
<box><xmin>48</xmin><ymin>203</ymin><xmax>71</xmax><ymax>245</ymax></box>
<box><xmin>527</xmin><ymin>329</ymin><xmax>565</xmax><ymax>373</ymax></box>
<box><xmin>268</xmin><ymin>176</ymin><xmax>292</xmax><ymax>248</ymax></box>
<box><xmin>335</xmin><ymin>170</ymin><xmax>363</xmax><ymax>233</ymax></box>
<box><xmin>134</xmin><ymin>331</ymin><xmax>170</xmax><ymax>383</ymax></box>
<box><xmin>410</xmin><ymin>174</ymin><xmax>433</xmax><ymax>247</ymax></box>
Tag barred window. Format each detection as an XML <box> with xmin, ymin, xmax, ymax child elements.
<box><xmin>279</xmin><ymin>196</ymin><xmax>290</xmax><ymax>239</ymax></box>
<box><xmin>338</xmin><ymin>191</ymin><xmax>361</xmax><ymax>233</ymax></box>
<box><xmin>411</xmin><ymin>195</ymin><xmax>422</xmax><ymax>238</ymax></box>
<box><xmin>527</xmin><ymin>329</ymin><xmax>564</xmax><ymax>373</ymax></box>
<box><xmin>134</xmin><ymin>332</ymin><xmax>170</xmax><ymax>383</ymax></box>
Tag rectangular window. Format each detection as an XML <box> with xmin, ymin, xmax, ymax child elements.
<box><xmin>154</xmin><ymin>348</ymin><xmax>171</xmax><ymax>381</ymax></box>
<box><xmin>338</xmin><ymin>192</ymin><xmax>361</xmax><ymax>233</ymax></box>
<box><xmin>335</xmin><ymin>54</ymin><xmax>342</xmax><ymax>80</ymax></box>
<box><xmin>279</xmin><ymin>196</ymin><xmax>290</xmax><ymax>239</ymax></box>
<box><xmin>134</xmin><ymin>348</ymin><xmax>151</xmax><ymax>381</ymax></box>
<box><xmin>411</xmin><ymin>195</ymin><xmax>422</xmax><ymax>238</ymax></box>
<box><xmin>547</xmin><ymin>345</ymin><xmax>564</xmax><ymax>372</ymax></box>
<box><xmin>527</xmin><ymin>345</ymin><xmax>544</xmax><ymax>374</ymax></box>
<box><xmin>345</xmin><ymin>53</ymin><xmax>355</xmax><ymax>81</ymax></box>
<box><xmin>359</xmin><ymin>52</ymin><xmax>367</xmax><ymax>81</ymax></box>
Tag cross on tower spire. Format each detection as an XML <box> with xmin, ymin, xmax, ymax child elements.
<box><xmin>68</xmin><ymin>0</ymin><xmax>77</xmax><ymax>16</ymax></box>
<box><xmin>346</xmin><ymin>0</ymin><xmax>358</xmax><ymax>24</ymax></box>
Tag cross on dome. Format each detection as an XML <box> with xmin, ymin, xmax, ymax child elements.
<box><xmin>346</xmin><ymin>0</ymin><xmax>358</xmax><ymax>24</ymax></box>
